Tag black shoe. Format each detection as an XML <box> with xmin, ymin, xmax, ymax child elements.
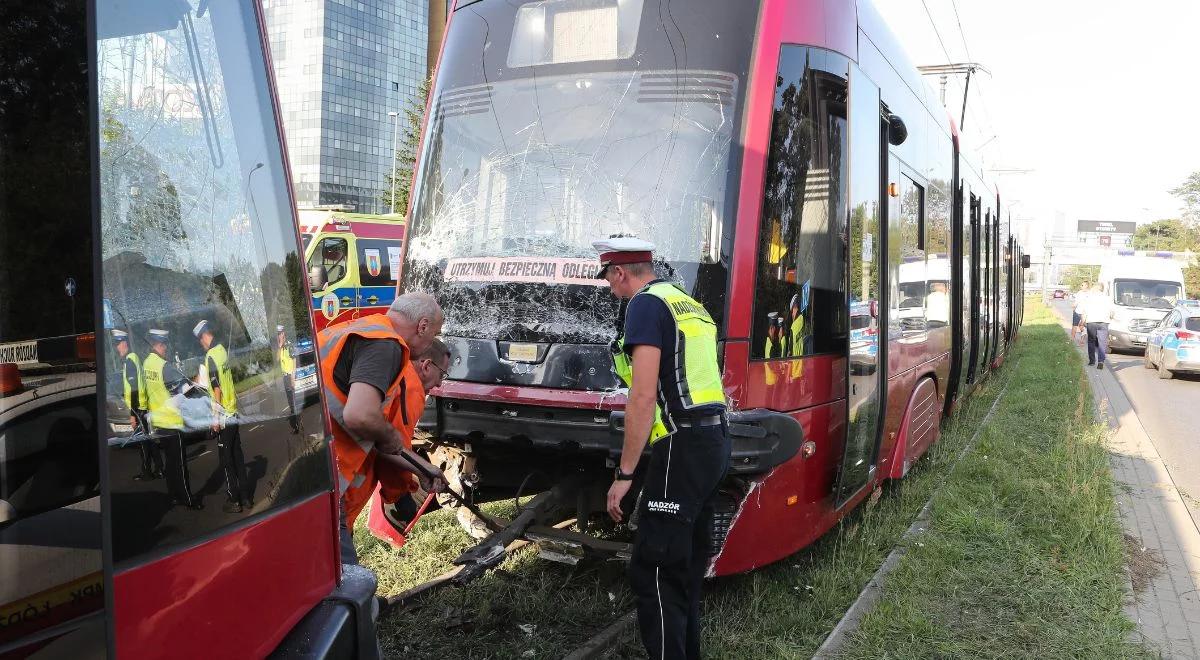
<box><xmin>222</xmin><ymin>500</ymin><xmax>243</xmax><ymax>514</ymax></box>
<box><xmin>133</xmin><ymin>472</ymin><xmax>153</xmax><ymax>482</ymax></box>
<box><xmin>1087</xmin><ymin>361</ymin><xmax>1095</xmax><ymax>366</ymax></box>
<box><xmin>173</xmin><ymin>499</ymin><xmax>204</xmax><ymax>510</ymax></box>
<box><xmin>1097</xmin><ymin>362</ymin><xmax>1104</xmax><ymax>370</ymax></box>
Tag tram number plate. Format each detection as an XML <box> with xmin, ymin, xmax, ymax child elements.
<box><xmin>506</xmin><ymin>343</ymin><xmax>539</xmax><ymax>362</ymax></box>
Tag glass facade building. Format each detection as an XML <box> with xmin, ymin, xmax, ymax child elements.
<box><xmin>264</xmin><ymin>0</ymin><xmax>430</xmax><ymax>212</ymax></box>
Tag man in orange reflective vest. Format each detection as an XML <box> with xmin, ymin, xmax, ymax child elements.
<box><xmin>346</xmin><ymin>337</ymin><xmax>452</xmax><ymax>531</ymax></box>
<box><xmin>318</xmin><ymin>292</ymin><xmax>447</xmax><ymax>563</ymax></box>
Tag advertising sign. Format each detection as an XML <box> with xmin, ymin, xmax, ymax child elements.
<box><xmin>1077</xmin><ymin>220</ymin><xmax>1136</xmax><ymax>234</ymax></box>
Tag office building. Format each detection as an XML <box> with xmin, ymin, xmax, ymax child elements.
<box><xmin>264</xmin><ymin>0</ymin><xmax>438</xmax><ymax>212</ymax></box>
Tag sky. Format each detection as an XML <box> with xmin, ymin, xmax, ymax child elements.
<box><xmin>873</xmin><ymin>0</ymin><xmax>1200</xmax><ymax>246</ymax></box>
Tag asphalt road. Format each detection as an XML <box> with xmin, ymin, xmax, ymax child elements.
<box><xmin>1052</xmin><ymin>299</ymin><xmax>1200</xmax><ymax>526</ymax></box>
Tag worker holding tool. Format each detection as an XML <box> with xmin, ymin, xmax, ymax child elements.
<box><xmin>595</xmin><ymin>237</ymin><xmax>731</xmax><ymax>660</ymax></box>
<box><xmin>317</xmin><ymin>292</ymin><xmax>448</xmax><ymax>564</ymax></box>
<box><xmin>345</xmin><ymin>337</ymin><xmax>452</xmax><ymax>533</ymax></box>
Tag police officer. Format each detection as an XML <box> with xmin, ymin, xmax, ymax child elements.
<box><xmin>595</xmin><ymin>237</ymin><xmax>730</xmax><ymax>660</ymax></box>
<box><xmin>194</xmin><ymin>320</ymin><xmax>249</xmax><ymax>512</ymax></box>
<box><xmin>113</xmin><ymin>329</ymin><xmax>162</xmax><ymax>480</ymax></box>
<box><xmin>277</xmin><ymin>325</ymin><xmax>301</xmax><ymax>434</ymax></box>
<box><xmin>143</xmin><ymin>329</ymin><xmax>200</xmax><ymax>509</ymax></box>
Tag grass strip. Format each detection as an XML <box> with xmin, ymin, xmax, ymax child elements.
<box><xmin>363</xmin><ymin>299</ymin><xmax>1139</xmax><ymax>659</ymax></box>
<box><xmin>834</xmin><ymin>300</ymin><xmax>1142</xmax><ymax>659</ymax></box>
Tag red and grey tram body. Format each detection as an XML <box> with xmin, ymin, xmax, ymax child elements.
<box><xmin>402</xmin><ymin>0</ymin><xmax>1025</xmax><ymax>576</ymax></box>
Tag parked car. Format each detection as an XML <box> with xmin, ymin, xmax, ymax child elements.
<box><xmin>1144</xmin><ymin>300</ymin><xmax>1200</xmax><ymax>379</ymax></box>
<box><xmin>1053</xmin><ymin>289</ymin><xmax>1066</xmax><ymax>299</ymax></box>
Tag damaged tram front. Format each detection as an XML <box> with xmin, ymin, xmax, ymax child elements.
<box><xmin>400</xmin><ymin>0</ymin><xmax>801</xmax><ymax>575</ymax></box>
<box><xmin>398</xmin><ymin>0</ymin><xmax>1019</xmax><ymax>576</ymax></box>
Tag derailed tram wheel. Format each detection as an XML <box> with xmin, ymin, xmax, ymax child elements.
<box><xmin>423</xmin><ymin>444</ymin><xmax>490</xmax><ymax>540</ymax></box>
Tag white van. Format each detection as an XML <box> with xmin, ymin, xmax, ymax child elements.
<box><xmin>1097</xmin><ymin>255</ymin><xmax>1186</xmax><ymax>351</ymax></box>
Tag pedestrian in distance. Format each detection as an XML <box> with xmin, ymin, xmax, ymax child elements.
<box><xmin>113</xmin><ymin>328</ymin><xmax>163</xmax><ymax>481</ymax></box>
<box><xmin>1082</xmin><ymin>282</ymin><xmax>1113</xmax><ymax>369</ymax></box>
<box><xmin>143</xmin><ymin>329</ymin><xmax>200</xmax><ymax>509</ymax></box>
<box><xmin>1071</xmin><ymin>281</ymin><xmax>1090</xmax><ymax>344</ymax></box>
<box><xmin>277</xmin><ymin>325</ymin><xmax>301</xmax><ymax>434</ymax></box>
<box><xmin>317</xmin><ymin>292</ymin><xmax>448</xmax><ymax>564</ymax></box>
<box><xmin>595</xmin><ymin>236</ymin><xmax>730</xmax><ymax>660</ymax></box>
<box><xmin>194</xmin><ymin>319</ymin><xmax>250</xmax><ymax>513</ymax></box>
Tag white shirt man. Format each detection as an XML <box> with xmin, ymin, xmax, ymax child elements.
<box><xmin>1080</xmin><ymin>287</ymin><xmax>1113</xmax><ymax>324</ymax></box>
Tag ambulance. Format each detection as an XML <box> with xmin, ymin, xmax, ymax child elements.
<box><xmin>300</xmin><ymin>210</ymin><xmax>407</xmax><ymax>330</ymax></box>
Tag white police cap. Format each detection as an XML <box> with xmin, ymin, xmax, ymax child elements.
<box><xmin>592</xmin><ymin>236</ymin><xmax>656</xmax><ymax>278</ymax></box>
<box><xmin>147</xmin><ymin>329</ymin><xmax>170</xmax><ymax>343</ymax></box>
<box><xmin>110</xmin><ymin>329</ymin><xmax>129</xmax><ymax>341</ymax></box>
<box><xmin>192</xmin><ymin>320</ymin><xmax>210</xmax><ymax>338</ymax></box>
<box><xmin>276</xmin><ymin>324</ymin><xmax>285</xmax><ymax>333</ymax></box>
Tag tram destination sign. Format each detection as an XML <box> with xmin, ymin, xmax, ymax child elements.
<box><xmin>1078</xmin><ymin>220</ymin><xmax>1136</xmax><ymax>234</ymax></box>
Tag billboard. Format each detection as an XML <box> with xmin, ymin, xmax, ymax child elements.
<box><xmin>1077</xmin><ymin>220</ymin><xmax>1136</xmax><ymax>234</ymax></box>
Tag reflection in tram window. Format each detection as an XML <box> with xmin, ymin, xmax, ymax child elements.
<box><xmin>96</xmin><ymin>0</ymin><xmax>328</xmax><ymax>564</ymax></box>
<box><xmin>752</xmin><ymin>47</ymin><xmax>848</xmax><ymax>360</ymax></box>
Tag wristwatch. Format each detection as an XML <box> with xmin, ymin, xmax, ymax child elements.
<box><xmin>614</xmin><ymin>467</ymin><xmax>635</xmax><ymax>481</ymax></box>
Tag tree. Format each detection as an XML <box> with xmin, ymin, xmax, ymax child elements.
<box><xmin>1130</xmin><ymin>219</ymin><xmax>1199</xmax><ymax>252</ymax></box>
<box><xmin>1061</xmin><ymin>265</ymin><xmax>1100</xmax><ymax>292</ymax></box>
<box><xmin>1170</xmin><ymin>171</ymin><xmax>1200</xmax><ymax>223</ymax></box>
<box><xmin>381</xmin><ymin>76</ymin><xmax>432</xmax><ymax>216</ymax></box>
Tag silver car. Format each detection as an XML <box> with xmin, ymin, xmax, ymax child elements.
<box><xmin>1144</xmin><ymin>301</ymin><xmax>1200</xmax><ymax>379</ymax></box>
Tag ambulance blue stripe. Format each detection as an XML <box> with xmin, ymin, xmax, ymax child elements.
<box><xmin>310</xmin><ymin>286</ymin><xmax>396</xmax><ymax>310</ymax></box>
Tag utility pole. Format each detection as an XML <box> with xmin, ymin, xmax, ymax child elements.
<box><xmin>1041</xmin><ymin>242</ymin><xmax>1051</xmax><ymax>304</ymax></box>
<box><xmin>388</xmin><ymin>111</ymin><xmax>400</xmax><ymax>214</ymax></box>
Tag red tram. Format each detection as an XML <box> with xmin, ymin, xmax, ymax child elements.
<box><xmin>398</xmin><ymin>0</ymin><xmax>1027</xmax><ymax>575</ymax></box>
<box><xmin>2</xmin><ymin>1</ymin><xmax>375</xmax><ymax>657</ymax></box>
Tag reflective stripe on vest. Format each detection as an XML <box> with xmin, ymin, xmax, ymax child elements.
<box><xmin>317</xmin><ymin>316</ymin><xmax>410</xmax><ymax>495</ymax></box>
<box><xmin>143</xmin><ymin>353</ymin><xmax>184</xmax><ymax>430</ymax></box>
<box><xmin>124</xmin><ymin>353</ymin><xmax>147</xmax><ymax>411</ymax></box>
<box><xmin>205</xmin><ymin>344</ymin><xmax>238</xmax><ymax>414</ymax></box>
<box><xmin>612</xmin><ymin>282</ymin><xmax>725</xmax><ymax>445</ymax></box>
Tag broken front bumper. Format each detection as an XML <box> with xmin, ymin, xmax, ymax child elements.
<box><xmin>419</xmin><ymin>397</ymin><xmax>802</xmax><ymax>476</ymax></box>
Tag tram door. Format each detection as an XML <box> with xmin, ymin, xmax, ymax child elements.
<box><xmin>836</xmin><ymin>69</ymin><xmax>885</xmax><ymax>505</ymax></box>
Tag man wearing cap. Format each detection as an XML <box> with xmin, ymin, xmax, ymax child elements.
<box><xmin>318</xmin><ymin>292</ymin><xmax>448</xmax><ymax>563</ymax></box>
<box><xmin>277</xmin><ymin>325</ymin><xmax>301</xmax><ymax>434</ymax></box>
<box><xmin>594</xmin><ymin>237</ymin><xmax>730</xmax><ymax>660</ymax></box>
<box><xmin>143</xmin><ymin>329</ymin><xmax>200</xmax><ymax>509</ymax></box>
<box><xmin>194</xmin><ymin>320</ymin><xmax>249</xmax><ymax>513</ymax></box>
<box><xmin>113</xmin><ymin>329</ymin><xmax>162</xmax><ymax>481</ymax></box>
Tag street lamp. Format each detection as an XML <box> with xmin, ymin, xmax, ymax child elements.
<box><xmin>388</xmin><ymin>110</ymin><xmax>400</xmax><ymax>214</ymax></box>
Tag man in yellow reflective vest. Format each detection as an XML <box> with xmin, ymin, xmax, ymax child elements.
<box><xmin>195</xmin><ymin>320</ymin><xmax>249</xmax><ymax>513</ymax></box>
<box><xmin>113</xmin><ymin>328</ymin><xmax>162</xmax><ymax>481</ymax></box>
<box><xmin>143</xmin><ymin>328</ymin><xmax>199</xmax><ymax>509</ymax></box>
<box><xmin>595</xmin><ymin>237</ymin><xmax>731</xmax><ymax>660</ymax></box>
<box><xmin>277</xmin><ymin>324</ymin><xmax>301</xmax><ymax>434</ymax></box>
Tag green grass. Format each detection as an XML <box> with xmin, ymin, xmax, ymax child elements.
<box><xmin>363</xmin><ymin>300</ymin><xmax>1140</xmax><ymax>659</ymax></box>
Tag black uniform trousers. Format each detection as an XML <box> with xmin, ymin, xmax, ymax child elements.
<box><xmin>133</xmin><ymin>411</ymin><xmax>163</xmax><ymax>477</ymax></box>
<box><xmin>628</xmin><ymin>423</ymin><xmax>731</xmax><ymax>660</ymax></box>
<box><xmin>214</xmin><ymin>422</ymin><xmax>247</xmax><ymax>504</ymax></box>
<box><xmin>159</xmin><ymin>429</ymin><xmax>197</xmax><ymax>507</ymax></box>
<box><xmin>283</xmin><ymin>375</ymin><xmax>300</xmax><ymax>433</ymax></box>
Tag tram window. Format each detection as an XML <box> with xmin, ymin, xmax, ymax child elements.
<box><xmin>0</xmin><ymin>0</ymin><xmax>106</xmax><ymax>649</ymax></box>
<box><xmin>893</xmin><ymin>174</ymin><xmax>926</xmax><ymax>333</ymax></box>
<box><xmin>357</xmin><ymin>239</ymin><xmax>402</xmax><ymax>287</ymax></box>
<box><xmin>752</xmin><ymin>46</ymin><xmax>849</xmax><ymax>360</ymax></box>
<box><xmin>925</xmin><ymin>182</ymin><xmax>951</xmax><ymax>327</ymax></box>
<box><xmin>97</xmin><ymin>0</ymin><xmax>330</xmax><ymax>565</ymax></box>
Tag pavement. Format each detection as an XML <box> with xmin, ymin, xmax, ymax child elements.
<box><xmin>1052</xmin><ymin>298</ymin><xmax>1200</xmax><ymax>658</ymax></box>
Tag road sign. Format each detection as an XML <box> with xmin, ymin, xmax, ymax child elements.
<box><xmin>1099</xmin><ymin>235</ymin><xmax>1111</xmax><ymax>247</ymax></box>
<box><xmin>64</xmin><ymin>277</ymin><xmax>76</xmax><ymax>297</ymax></box>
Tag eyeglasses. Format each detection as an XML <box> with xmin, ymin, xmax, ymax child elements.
<box><xmin>425</xmin><ymin>359</ymin><xmax>449</xmax><ymax>380</ymax></box>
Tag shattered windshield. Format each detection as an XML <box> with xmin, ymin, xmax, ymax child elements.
<box><xmin>404</xmin><ymin>0</ymin><xmax>758</xmax><ymax>344</ymax></box>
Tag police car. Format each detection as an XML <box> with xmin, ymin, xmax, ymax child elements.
<box><xmin>1144</xmin><ymin>300</ymin><xmax>1200</xmax><ymax>379</ymax></box>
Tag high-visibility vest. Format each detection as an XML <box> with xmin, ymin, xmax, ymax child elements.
<box><xmin>789</xmin><ymin>314</ymin><xmax>805</xmax><ymax>357</ymax></box>
<box><xmin>343</xmin><ymin>361</ymin><xmax>425</xmax><ymax>529</ymax></box>
<box><xmin>279</xmin><ymin>345</ymin><xmax>295</xmax><ymax>376</ymax></box>
<box><xmin>123</xmin><ymin>352</ymin><xmax>147</xmax><ymax>411</ymax></box>
<box><xmin>205</xmin><ymin>343</ymin><xmax>238</xmax><ymax>414</ymax></box>
<box><xmin>318</xmin><ymin>316</ymin><xmax>410</xmax><ymax>500</ymax></box>
<box><xmin>612</xmin><ymin>281</ymin><xmax>725</xmax><ymax>445</ymax></box>
<box><xmin>143</xmin><ymin>352</ymin><xmax>184</xmax><ymax>431</ymax></box>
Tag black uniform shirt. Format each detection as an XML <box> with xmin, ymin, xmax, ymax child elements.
<box><xmin>332</xmin><ymin>336</ymin><xmax>405</xmax><ymax>398</ymax></box>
